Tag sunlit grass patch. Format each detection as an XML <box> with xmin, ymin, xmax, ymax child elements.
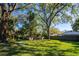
<box><xmin>64</xmin><ymin>52</ymin><xmax>79</xmax><ymax>56</ymax></box>
<box><xmin>57</xmin><ymin>42</ymin><xmax>74</xmax><ymax>50</ymax></box>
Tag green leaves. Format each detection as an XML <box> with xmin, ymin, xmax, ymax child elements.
<box><xmin>27</xmin><ymin>11</ymin><xmax>35</xmax><ymax>21</ymax></box>
<box><xmin>72</xmin><ymin>18</ymin><xmax>79</xmax><ymax>31</ymax></box>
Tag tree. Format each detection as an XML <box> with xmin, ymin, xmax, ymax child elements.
<box><xmin>72</xmin><ymin>18</ymin><xmax>79</xmax><ymax>31</ymax></box>
<box><xmin>35</xmin><ymin>3</ymin><xmax>67</xmax><ymax>39</ymax></box>
<box><xmin>27</xmin><ymin>11</ymin><xmax>35</xmax><ymax>38</ymax></box>
<box><xmin>50</xmin><ymin>28</ymin><xmax>63</xmax><ymax>35</ymax></box>
<box><xmin>0</xmin><ymin>3</ymin><xmax>32</xmax><ymax>42</ymax></box>
<box><xmin>69</xmin><ymin>4</ymin><xmax>79</xmax><ymax>31</ymax></box>
<box><xmin>16</xmin><ymin>11</ymin><xmax>37</xmax><ymax>39</ymax></box>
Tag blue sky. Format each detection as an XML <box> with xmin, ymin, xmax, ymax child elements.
<box><xmin>55</xmin><ymin>23</ymin><xmax>72</xmax><ymax>31</ymax></box>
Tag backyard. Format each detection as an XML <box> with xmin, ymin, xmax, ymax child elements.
<box><xmin>0</xmin><ymin>39</ymin><xmax>79</xmax><ymax>56</ymax></box>
<box><xmin>0</xmin><ymin>3</ymin><xmax>79</xmax><ymax>56</ymax></box>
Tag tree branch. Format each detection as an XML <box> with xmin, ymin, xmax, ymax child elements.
<box><xmin>49</xmin><ymin>4</ymin><xmax>67</xmax><ymax>26</ymax></box>
<box><xmin>38</xmin><ymin>14</ymin><xmax>48</xmax><ymax>25</ymax></box>
<box><xmin>47</xmin><ymin>3</ymin><xmax>60</xmax><ymax>20</ymax></box>
<box><xmin>9</xmin><ymin>3</ymin><xmax>17</xmax><ymax>13</ymax></box>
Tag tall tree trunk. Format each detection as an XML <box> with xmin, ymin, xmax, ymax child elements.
<box><xmin>28</xmin><ymin>22</ymin><xmax>33</xmax><ymax>40</ymax></box>
<box><xmin>47</xmin><ymin>26</ymin><xmax>50</xmax><ymax>40</ymax></box>
<box><xmin>0</xmin><ymin>12</ymin><xmax>9</xmax><ymax>42</ymax></box>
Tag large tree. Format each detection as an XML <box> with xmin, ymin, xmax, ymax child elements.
<box><xmin>35</xmin><ymin>3</ymin><xmax>68</xmax><ymax>39</ymax></box>
<box><xmin>0</xmin><ymin>3</ymin><xmax>32</xmax><ymax>42</ymax></box>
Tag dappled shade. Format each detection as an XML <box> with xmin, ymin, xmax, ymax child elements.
<box><xmin>0</xmin><ymin>40</ymin><xmax>79</xmax><ymax>56</ymax></box>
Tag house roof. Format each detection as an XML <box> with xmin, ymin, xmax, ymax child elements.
<box><xmin>63</xmin><ymin>31</ymin><xmax>79</xmax><ymax>35</ymax></box>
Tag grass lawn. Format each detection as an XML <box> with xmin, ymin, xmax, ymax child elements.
<box><xmin>0</xmin><ymin>39</ymin><xmax>79</xmax><ymax>56</ymax></box>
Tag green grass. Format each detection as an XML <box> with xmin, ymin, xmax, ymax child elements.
<box><xmin>0</xmin><ymin>39</ymin><xmax>79</xmax><ymax>56</ymax></box>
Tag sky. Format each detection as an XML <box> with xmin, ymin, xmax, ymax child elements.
<box><xmin>55</xmin><ymin>23</ymin><xmax>72</xmax><ymax>31</ymax></box>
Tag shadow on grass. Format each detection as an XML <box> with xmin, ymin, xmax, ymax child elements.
<box><xmin>0</xmin><ymin>40</ymin><xmax>79</xmax><ymax>56</ymax></box>
<box><xmin>61</xmin><ymin>40</ymin><xmax>79</xmax><ymax>48</ymax></box>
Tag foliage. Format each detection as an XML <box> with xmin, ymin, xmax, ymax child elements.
<box><xmin>72</xmin><ymin>18</ymin><xmax>79</xmax><ymax>31</ymax></box>
<box><xmin>50</xmin><ymin>28</ymin><xmax>63</xmax><ymax>35</ymax></box>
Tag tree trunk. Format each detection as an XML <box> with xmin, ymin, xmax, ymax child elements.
<box><xmin>28</xmin><ymin>22</ymin><xmax>33</xmax><ymax>40</ymax></box>
<box><xmin>29</xmin><ymin>28</ymin><xmax>32</xmax><ymax>37</ymax></box>
<box><xmin>47</xmin><ymin>26</ymin><xmax>50</xmax><ymax>40</ymax></box>
<box><xmin>0</xmin><ymin>12</ymin><xmax>9</xmax><ymax>42</ymax></box>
